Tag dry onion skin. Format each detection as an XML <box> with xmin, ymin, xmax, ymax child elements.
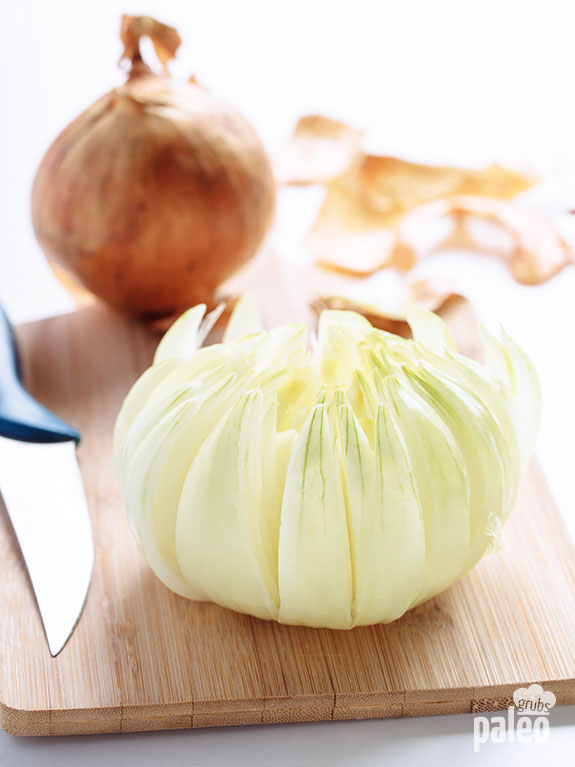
<box><xmin>276</xmin><ymin>113</ymin><xmax>535</xmax><ymax>203</ymax></box>
<box><xmin>309</xmin><ymin>182</ymin><xmax>572</xmax><ymax>285</ymax></box>
<box><xmin>311</xmin><ymin>274</ymin><xmax>465</xmax><ymax>338</ymax></box>
<box><xmin>114</xmin><ymin>296</ymin><xmax>540</xmax><ymax>628</ymax></box>
<box><xmin>305</xmin><ymin>167</ymin><xmax>538</xmax><ymax>278</ymax></box>
<box><xmin>31</xmin><ymin>15</ymin><xmax>275</xmax><ymax>320</ymax></box>
<box><xmin>275</xmin><ymin>115</ymin><xmax>363</xmax><ymax>185</ymax></box>
<box><xmin>394</xmin><ymin>196</ymin><xmax>574</xmax><ymax>285</ymax></box>
<box><xmin>277</xmin><ymin>114</ymin><xmax>573</xmax><ymax>286</ymax></box>
<box><xmin>352</xmin><ymin>155</ymin><xmax>535</xmax><ymax>213</ymax></box>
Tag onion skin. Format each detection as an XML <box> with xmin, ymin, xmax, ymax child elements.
<box><xmin>32</xmin><ymin>51</ymin><xmax>275</xmax><ymax>319</ymax></box>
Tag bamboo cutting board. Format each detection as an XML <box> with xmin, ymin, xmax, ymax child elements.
<box><xmin>1</xmin><ymin>260</ymin><xmax>575</xmax><ymax>736</ymax></box>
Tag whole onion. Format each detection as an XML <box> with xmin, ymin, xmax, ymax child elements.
<box><xmin>31</xmin><ymin>16</ymin><xmax>276</xmax><ymax>320</ymax></box>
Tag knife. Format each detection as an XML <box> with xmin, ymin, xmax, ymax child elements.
<box><xmin>0</xmin><ymin>306</ymin><xmax>93</xmax><ymax>656</ymax></box>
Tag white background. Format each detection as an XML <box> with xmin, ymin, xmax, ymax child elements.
<box><xmin>0</xmin><ymin>0</ymin><xmax>574</xmax><ymax>764</ymax></box>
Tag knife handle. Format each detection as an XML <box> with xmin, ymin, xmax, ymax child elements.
<box><xmin>0</xmin><ymin>306</ymin><xmax>80</xmax><ymax>443</ymax></box>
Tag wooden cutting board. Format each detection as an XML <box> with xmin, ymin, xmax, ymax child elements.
<box><xmin>1</xmin><ymin>259</ymin><xmax>575</xmax><ymax>736</ymax></box>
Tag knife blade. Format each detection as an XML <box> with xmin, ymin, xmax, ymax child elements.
<box><xmin>0</xmin><ymin>306</ymin><xmax>93</xmax><ymax>656</ymax></box>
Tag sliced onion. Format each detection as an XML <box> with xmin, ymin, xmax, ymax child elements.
<box><xmin>114</xmin><ymin>296</ymin><xmax>541</xmax><ymax>627</ymax></box>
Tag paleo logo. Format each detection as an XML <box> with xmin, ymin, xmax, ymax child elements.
<box><xmin>473</xmin><ymin>684</ymin><xmax>556</xmax><ymax>752</ymax></box>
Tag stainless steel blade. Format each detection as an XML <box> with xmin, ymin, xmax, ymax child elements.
<box><xmin>0</xmin><ymin>436</ymin><xmax>93</xmax><ymax>656</ymax></box>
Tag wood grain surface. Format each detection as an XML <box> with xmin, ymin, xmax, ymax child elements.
<box><xmin>1</xmin><ymin>253</ymin><xmax>574</xmax><ymax>736</ymax></box>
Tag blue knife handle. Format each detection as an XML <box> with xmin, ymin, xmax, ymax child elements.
<box><xmin>0</xmin><ymin>306</ymin><xmax>80</xmax><ymax>443</ymax></box>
